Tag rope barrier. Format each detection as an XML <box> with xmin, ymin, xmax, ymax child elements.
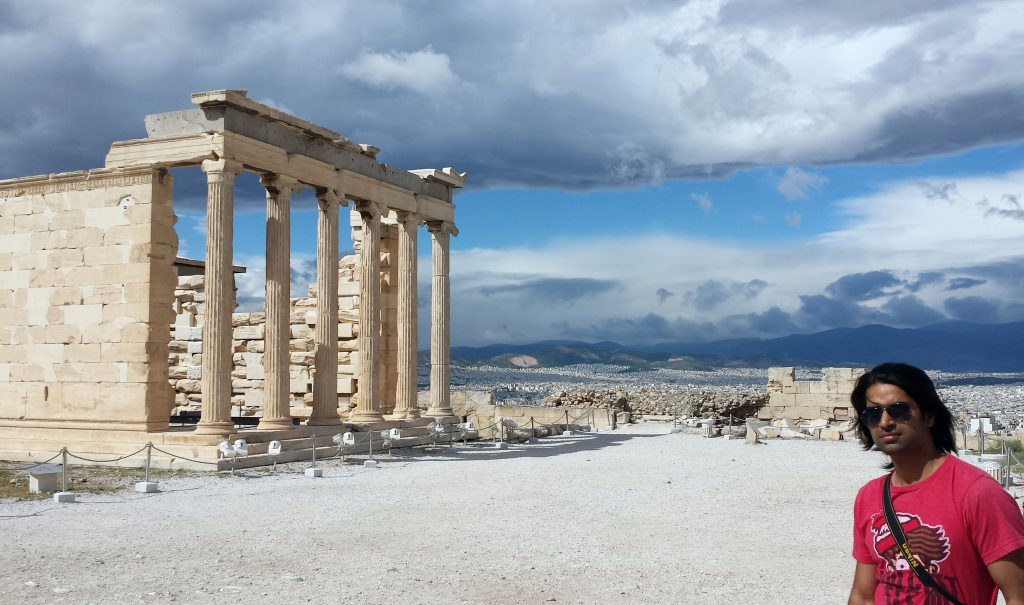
<box><xmin>14</xmin><ymin>450</ymin><xmax>65</xmax><ymax>470</ymax></box>
<box><xmin>14</xmin><ymin>413</ymin><xmax>590</xmax><ymax>485</ymax></box>
<box><xmin>64</xmin><ymin>445</ymin><xmax>149</xmax><ymax>464</ymax></box>
<box><xmin>149</xmin><ymin>444</ymin><xmax>219</xmax><ymax>466</ymax></box>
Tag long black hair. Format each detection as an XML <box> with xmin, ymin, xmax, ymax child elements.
<box><xmin>850</xmin><ymin>362</ymin><xmax>958</xmax><ymax>456</ymax></box>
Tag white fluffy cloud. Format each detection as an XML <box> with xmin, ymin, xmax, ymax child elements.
<box><xmin>339</xmin><ymin>46</ymin><xmax>459</xmax><ymax>96</ymax></box>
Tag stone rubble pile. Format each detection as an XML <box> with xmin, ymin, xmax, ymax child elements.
<box><xmin>542</xmin><ymin>386</ymin><xmax>767</xmax><ymax>418</ymax></box>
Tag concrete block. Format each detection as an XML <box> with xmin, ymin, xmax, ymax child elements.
<box><xmin>26</xmin><ymin>465</ymin><xmax>62</xmax><ymax>493</ymax></box>
<box><xmin>135</xmin><ymin>481</ymin><xmax>159</xmax><ymax>493</ymax></box>
<box><xmin>305</xmin><ymin>467</ymin><xmax>323</xmax><ymax>477</ymax></box>
<box><xmin>53</xmin><ymin>492</ymin><xmax>76</xmax><ymax>503</ymax></box>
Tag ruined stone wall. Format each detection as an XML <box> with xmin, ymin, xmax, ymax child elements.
<box><xmin>168</xmin><ymin>260</ymin><xmax>360</xmax><ymax>419</ymax></box>
<box><xmin>167</xmin><ymin>210</ymin><xmax>405</xmax><ymax>420</ymax></box>
<box><xmin>0</xmin><ymin>168</ymin><xmax>176</xmax><ymax>430</ymax></box>
<box><xmin>758</xmin><ymin>367</ymin><xmax>866</xmax><ymax>421</ymax></box>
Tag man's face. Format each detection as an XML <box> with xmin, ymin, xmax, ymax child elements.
<box><xmin>864</xmin><ymin>382</ymin><xmax>935</xmax><ymax>457</ymax></box>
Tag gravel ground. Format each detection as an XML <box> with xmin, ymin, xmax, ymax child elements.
<box><xmin>1</xmin><ymin>424</ymin><xmax>888</xmax><ymax>605</ymax></box>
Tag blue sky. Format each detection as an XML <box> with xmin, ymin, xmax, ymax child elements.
<box><xmin>2</xmin><ymin>1</ymin><xmax>1023</xmax><ymax>346</ymax></box>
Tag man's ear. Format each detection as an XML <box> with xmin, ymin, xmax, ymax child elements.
<box><xmin>924</xmin><ymin>411</ymin><xmax>935</xmax><ymax>428</ymax></box>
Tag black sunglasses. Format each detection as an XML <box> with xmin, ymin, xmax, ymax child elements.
<box><xmin>861</xmin><ymin>402</ymin><xmax>914</xmax><ymax>427</ymax></box>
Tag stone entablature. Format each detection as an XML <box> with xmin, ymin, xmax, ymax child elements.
<box><xmin>758</xmin><ymin>367</ymin><xmax>866</xmax><ymax>421</ymax></box>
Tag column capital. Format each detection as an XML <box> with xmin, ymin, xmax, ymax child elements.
<box><xmin>354</xmin><ymin>199</ymin><xmax>385</xmax><ymax>219</ymax></box>
<box><xmin>395</xmin><ymin>210</ymin><xmax>420</xmax><ymax>224</ymax></box>
<box><xmin>201</xmin><ymin>159</ymin><xmax>244</xmax><ymax>179</ymax></box>
<box><xmin>315</xmin><ymin>187</ymin><xmax>349</xmax><ymax>207</ymax></box>
<box><xmin>426</xmin><ymin>220</ymin><xmax>458</xmax><ymax>237</ymax></box>
<box><xmin>259</xmin><ymin>173</ymin><xmax>301</xmax><ymax>195</ymax></box>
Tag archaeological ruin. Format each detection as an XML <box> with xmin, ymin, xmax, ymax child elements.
<box><xmin>0</xmin><ymin>90</ymin><xmax>466</xmax><ymax>469</ymax></box>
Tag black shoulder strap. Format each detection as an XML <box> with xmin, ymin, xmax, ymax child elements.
<box><xmin>882</xmin><ymin>473</ymin><xmax>965</xmax><ymax>605</ymax></box>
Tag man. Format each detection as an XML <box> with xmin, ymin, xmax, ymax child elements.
<box><xmin>848</xmin><ymin>362</ymin><xmax>1024</xmax><ymax>604</ymax></box>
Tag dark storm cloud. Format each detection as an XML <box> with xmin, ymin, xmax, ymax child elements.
<box><xmin>880</xmin><ymin>295</ymin><xmax>945</xmax><ymax>326</ymax></box>
<box><xmin>943</xmin><ymin>296</ymin><xmax>1002</xmax><ymax>322</ymax></box>
<box><xmin>655</xmin><ymin>288</ymin><xmax>675</xmax><ymax>304</ymax></box>
<box><xmin>980</xmin><ymin>193</ymin><xmax>1024</xmax><ymax>221</ymax></box>
<box><xmin>824</xmin><ymin>271</ymin><xmax>905</xmax><ymax>301</ymax></box>
<box><xmin>950</xmin><ymin>257</ymin><xmax>1024</xmax><ymax>290</ymax></box>
<box><xmin>557</xmin><ymin>313</ymin><xmax>717</xmax><ymax>344</ymax></box>
<box><xmin>720</xmin><ymin>306</ymin><xmax>800</xmax><ymax>336</ymax></box>
<box><xmin>480</xmin><ymin>278</ymin><xmax>619</xmax><ymax>303</ymax></box>
<box><xmin>907</xmin><ymin>271</ymin><xmax>946</xmax><ymax>292</ymax></box>
<box><xmin>1</xmin><ymin>1</ymin><xmax>1022</xmax><ymax>192</ymax></box>
<box><xmin>682</xmin><ymin>279</ymin><xmax>768</xmax><ymax>311</ymax></box>
<box><xmin>718</xmin><ymin>0</ymin><xmax>970</xmax><ymax>33</ymax></box>
<box><xmin>854</xmin><ymin>88</ymin><xmax>1024</xmax><ymax>163</ymax></box>
<box><xmin>946</xmin><ymin>277</ymin><xmax>986</xmax><ymax>291</ymax></box>
<box><xmin>794</xmin><ymin>294</ymin><xmax>888</xmax><ymax>331</ymax></box>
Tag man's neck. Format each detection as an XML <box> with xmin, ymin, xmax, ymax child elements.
<box><xmin>890</xmin><ymin>448</ymin><xmax>946</xmax><ymax>486</ymax></box>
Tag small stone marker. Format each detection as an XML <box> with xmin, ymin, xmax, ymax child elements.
<box><xmin>23</xmin><ymin>464</ymin><xmax>62</xmax><ymax>494</ymax></box>
<box><xmin>135</xmin><ymin>481</ymin><xmax>159</xmax><ymax>493</ymax></box>
<box><xmin>304</xmin><ymin>468</ymin><xmax>323</xmax><ymax>477</ymax></box>
<box><xmin>364</xmin><ymin>459</ymin><xmax>378</xmax><ymax>468</ymax></box>
<box><xmin>495</xmin><ymin>441</ymin><xmax>508</xmax><ymax>449</ymax></box>
<box><xmin>745</xmin><ymin>426</ymin><xmax>760</xmax><ymax>444</ymax></box>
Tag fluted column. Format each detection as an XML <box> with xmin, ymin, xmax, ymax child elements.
<box><xmin>426</xmin><ymin>221</ymin><xmax>456</xmax><ymax>419</ymax></box>
<box><xmin>310</xmin><ymin>188</ymin><xmax>346</xmax><ymax>426</ymax></box>
<box><xmin>391</xmin><ymin>211</ymin><xmax>420</xmax><ymax>419</ymax></box>
<box><xmin>258</xmin><ymin>174</ymin><xmax>299</xmax><ymax>430</ymax></box>
<box><xmin>196</xmin><ymin>159</ymin><xmax>243</xmax><ymax>436</ymax></box>
<box><xmin>350</xmin><ymin>201</ymin><xmax>384</xmax><ymax>423</ymax></box>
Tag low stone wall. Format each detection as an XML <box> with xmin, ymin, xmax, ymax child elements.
<box><xmin>758</xmin><ymin>367</ymin><xmax>865</xmax><ymax>421</ymax></box>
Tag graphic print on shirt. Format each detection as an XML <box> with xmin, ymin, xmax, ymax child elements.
<box><xmin>871</xmin><ymin>511</ymin><xmax>951</xmax><ymax>574</ymax></box>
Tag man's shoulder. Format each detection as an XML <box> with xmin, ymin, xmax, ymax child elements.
<box><xmin>855</xmin><ymin>473</ymin><xmax>887</xmax><ymax>500</ymax></box>
<box><xmin>946</xmin><ymin>454</ymin><xmax>998</xmax><ymax>487</ymax></box>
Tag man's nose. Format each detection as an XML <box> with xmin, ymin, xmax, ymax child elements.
<box><xmin>878</xmin><ymin>409</ymin><xmax>897</xmax><ymax>428</ymax></box>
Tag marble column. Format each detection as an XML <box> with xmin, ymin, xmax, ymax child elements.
<box><xmin>391</xmin><ymin>211</ymin><xmax>420</xmax><ymax>419</ymax></box>
<box><xmin>310</xmin><ymin>188</ymin><xmax>345</xmax><ymax>426</ymax></box>
<box><xmin>196</xmin><ymin>159</ymin><xmax>243</xmax><ymax>436</ymax></box>
<box><xmin>426</xmin><ymin>221</ymin><xmax>455</xmax><ymax>419</ymax></box>
<box><xmin>258</xmin><ymin>174</ymin><xmax>299</xmax><ymax>431</ymax></box>
<box><xmin>350</xmin><ymin>201</ymin><xmax>384</xmax><ymax>423</ymax></box>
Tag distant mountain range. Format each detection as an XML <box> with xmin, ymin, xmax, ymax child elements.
<box><xmin>445</xmin><ymin>321</ymin><xmax>1024</xmax><ymax>372</ymax></box>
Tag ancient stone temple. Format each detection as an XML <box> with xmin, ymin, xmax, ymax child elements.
<box><xmin>0</xmin><ymin>90</ymin><xmax>464</xmax><ymax>468</ymax></box>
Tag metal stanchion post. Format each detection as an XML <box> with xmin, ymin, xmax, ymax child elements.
<box><xmin>54</xmin><ymin>448</ymin><xmax>75</xmax><ymax>503</ymax></box>
<box><xmin>306</xmin><ymin>434</ymin><xmax>323</xmax><ymax>477</ymax></box>
<box><xmin>135</xmin><ymin>443</ymin><xmax>159</xmax><ymax>493</ymax></box>
<box><xmin>563</xmin><ymin>410</ymin><xmax>571</xmax><ymax>436</ymax></box>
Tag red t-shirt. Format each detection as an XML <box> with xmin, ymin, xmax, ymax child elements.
<box><xmin>853</xmin><ymin>455</ymin><xmax>1024</xmax><ymax>604</ymax></box>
